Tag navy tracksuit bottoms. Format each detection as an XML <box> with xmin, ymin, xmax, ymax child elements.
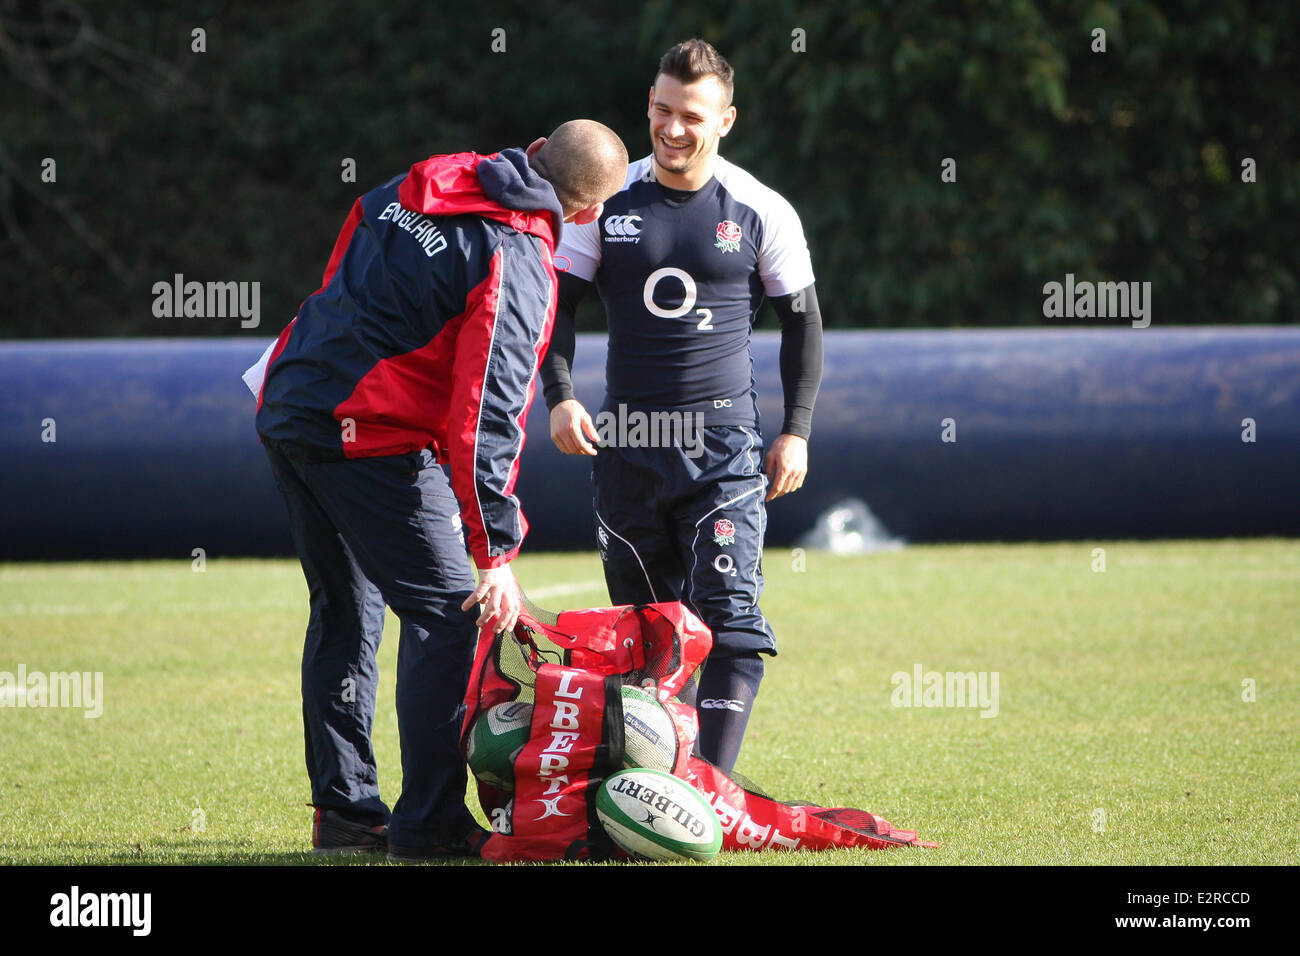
<box><xmin>263</xmin><ymin>440</ymin><xmax>479</xmax><ymax>848</ymax></box>
<box><xmin>592</xmin><ymin>424</ymin><xmax>776</xmax><ymax>771</ymax></box>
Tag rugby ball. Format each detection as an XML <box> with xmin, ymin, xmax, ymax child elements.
<box><xmin>596</xmin><ymin>768</ymin><xmax>722</xmax><ymax>862</ymax></box>
<box><xmin>620</xmin><ymin>684</ymin><xmax>679</xmax><ymax>772</ymax></box>
<box><xmin>467</xmin><ymin>701</ymin><xmax>532</xmax><ymax>789</ymax></box>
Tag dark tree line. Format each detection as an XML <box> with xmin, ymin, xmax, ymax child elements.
<box><xmin>1</xmin><ymin>0</ymin><xmax>1295</xmax><ymax>339</ymax></box>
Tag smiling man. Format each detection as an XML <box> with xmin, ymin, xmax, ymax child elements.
<box><xmin>540</xmin><ymin>39</ymin><xmax>824</xmax><ymax>773</ymax></box>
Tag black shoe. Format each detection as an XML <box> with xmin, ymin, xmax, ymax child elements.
<box><xmin>312</xmin><ymin>807</ymin><xmax>389</xmax><ymax>855</ymax></box>
<box><xmin>387</xmin><ymin>826</ymin><xmax>490</xmax><ymax>863</ymax></box>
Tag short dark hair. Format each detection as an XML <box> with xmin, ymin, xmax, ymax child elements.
<box><xmin>655</xmin><ymin>39</ymin><xmax>734</xmax><ymax>106</ymax></box>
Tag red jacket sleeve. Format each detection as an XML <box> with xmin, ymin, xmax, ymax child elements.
<box><xmin>447</xmin><ymin>231</ymin><xmax>557</xmax><ymax>569</ymax></box>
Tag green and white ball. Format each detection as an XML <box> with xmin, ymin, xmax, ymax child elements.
<box><xmin>596</xmin><ymin>768</ymin><xmax>722</xmax><ymax>862</ymax></box>
<box><xmin>467</xmin><ymin>701</ymin><xmax>532</xmax><ymax>789</ymax></box>
<box><xmin>620</xmin><ymin>684</ymin><xmax>679</xmax><ymax>772</ymax></box>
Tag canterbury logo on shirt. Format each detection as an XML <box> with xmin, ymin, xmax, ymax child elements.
<box><xmin>604</xmin><ymin>214</ymin><xmax>643</xmax><ymax>242</ymax></box>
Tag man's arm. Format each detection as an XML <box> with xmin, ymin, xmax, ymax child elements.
<box><xmin>540</xmin><ymin>270</ymin><xmax>590</xmax><ymax>410</ymax></box>
<box><xmin>765</xmin><ymin>282</ymin><xmax>823</xmax><ymax>501</ymax></box>
<box><xmin>541</xmin><ymin>271</ymin><xmax>603</xmax><ymax>455</ymax></box>
<box><xmin>447</xmin><ymin>232</ymin><xmax>555</xmax><ymax>630</ymax></box>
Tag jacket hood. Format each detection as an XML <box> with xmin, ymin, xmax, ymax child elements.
<box><xmin>397</xmin><ymin>148</ymin><xmax>563</xmax><ymax>246</ymax></box>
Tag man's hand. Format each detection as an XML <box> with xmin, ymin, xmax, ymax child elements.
<box><xmin>764</xmin><ymin>433</ymin><xmax>808</xmax><ymax>501</ymax></box>
<box><xmin>550</xmin><ymin>399</ymin><xmax>601</xmax><ymax>456</ymax></box>
<box><xmin>461</xmin><ymin>563</ymin><xmax>521</xmax><ymax>634</ymax></box>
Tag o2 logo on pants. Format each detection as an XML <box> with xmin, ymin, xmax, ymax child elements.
<box><xmin>713</xmin><ymin>554</ymin><xmax>736</xmax><ymax>576</ymax></box>
<box><xmin>644</xmin><ymin>267</ymin><xmax>713</xmax><ymax>330</ymax></box>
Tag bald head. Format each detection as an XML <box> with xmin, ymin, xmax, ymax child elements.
<box><xmin>529</xmin><ymin>119</ymin><xmax>628</xmax><ymax>219</ymax></box>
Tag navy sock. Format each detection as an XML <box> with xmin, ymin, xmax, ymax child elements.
<box><xmin>694</xmin><ymin>653</ymin><xmax>765</xmax><ymax>773</ymax></box>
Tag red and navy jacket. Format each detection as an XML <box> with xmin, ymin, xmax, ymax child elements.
<box><xmin>253</xmin><ymin>148</ymin><xmax>562</xmax><ymax>569</ymax></box>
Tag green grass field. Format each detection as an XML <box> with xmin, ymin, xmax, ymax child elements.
<box><xmin>1</xmin><ymin>539</ymin><xmax>1296</xmax><ymax>866</ymax></box>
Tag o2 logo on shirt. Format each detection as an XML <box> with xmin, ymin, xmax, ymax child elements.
<box><xmin>643</xmin><ymin>267</ymin><xmax>713</xmax><ymax>331</ymax></box>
